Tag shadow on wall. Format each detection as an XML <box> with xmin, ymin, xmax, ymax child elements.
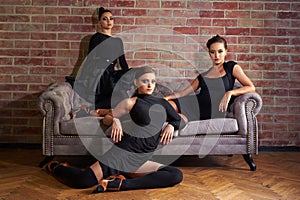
<box><xmin>0</xmin><ymin>9</ymin><xmax>100</xmax><ymax>144</ymax></box>
<box><xmin>67</xmin><ymin>7</ymin><xmax>99</xmax><ymax>82</ymax></box>
<box><xmin>70</xmin><ymin>35</ymin><xmax>92</xmax><ymax>78</ymax></box>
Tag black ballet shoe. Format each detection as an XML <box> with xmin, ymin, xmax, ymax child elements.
<box><xmin>93</xmin><ymin>174</ymin><xmax>126</xmax><ymax>193</ymax></box>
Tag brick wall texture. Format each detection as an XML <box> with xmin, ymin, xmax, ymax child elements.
<box><xmin>0</xmin><ymin>0</ymin><xmax>299</xmax><ymax>146</ymax></box>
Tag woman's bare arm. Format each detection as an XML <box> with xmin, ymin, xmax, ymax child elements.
<box><xmin>231</xmin><ymin>64</ymin><xmax>256</xmax><ymax>95</ymax></box>
<box><xmin>164</xmin><ymin>78</ymin><xmax>200</xmax><ymax>100</ymax></box>
<box><xmin>219</xmin><ymin>64</ymin><xmax>255</xmax><ymax>112</ymax></box>
<box><xmin>103</xmin><ymin>97</ymin><xmax>136</xmax><ymax>143</ymax></box>
<box><xmin>103</xmin><ymin>98</ymin><xmax>135</xmax><ymax>126</ymax></box>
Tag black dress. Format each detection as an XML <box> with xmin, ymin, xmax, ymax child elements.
<box><xmin>88</xmin><ymin>32</ymin><xmax>128</xmax><ymax>69</ymax></box>
<box><xmin>175</xmin><ymin>61</ymin><xmax>237</xmax><ymax>121</ymax></box>
<box><xmin>99</xmin><ymin>94</ymin><xmax>185</xmax><ymax>173</ymax></box>
<box><xmin>50</xmin><ymin>94</ymin><xmax>185</xmax><ymax>189</ymax></box>
<box><xmin>89</xmin><ymin>33</ymin><xmax>129</xmax><ymax>109</ymax></box>
<box><xmin>74</xmin><ymin>33</ymin><xmax>129</xmax><ymax>108</ymax></box>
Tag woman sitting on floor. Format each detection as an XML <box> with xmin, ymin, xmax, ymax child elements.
<box><xmin>46</xmin><ymin>66</ymin><xmax>186</xmax><ymax>193</ymax></box>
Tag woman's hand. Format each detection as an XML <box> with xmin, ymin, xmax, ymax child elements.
<box><xmin>219</xmin><ymin>91</ymin><xmax>233</xmax><ymax>112</ymax></box>
<box><xmin>110</xmin><ymin>118</ymin><xmax>123</xmax><ymax>143</ymax></box>
<box><xmin>160</xmin><ymin>124</ymin><xmax>174</xmax><ymax>145</ymax></box>
<box><xmin>90</xmin><ymin>109</ymin><xmax>111</xmax><ymax>117</ymax></box>
<box><xmin>164</xmin><ymin>95</ymin><xmax>171</xmax><ymax>101</ymax></box>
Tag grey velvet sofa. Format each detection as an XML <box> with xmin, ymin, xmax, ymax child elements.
<box><xmin>38</xmin><ymin>81</ymin><xmax>262</xmax><ymax>171</ymax></box>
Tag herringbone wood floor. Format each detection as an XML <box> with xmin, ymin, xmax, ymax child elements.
<box><xmin>0</xmin><ymin>148</ymin><xmax>299</xmax><ymax>200</ymax></box>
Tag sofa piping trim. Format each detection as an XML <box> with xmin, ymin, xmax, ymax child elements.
<box><xmin>245</xmin><ymin>98</ymin><xmax>257</xmax><ymax>154</ymax></box>
<box><xmin>43</xmin><ymin>99</ymin><xmax>55</xmax><ymax>155</ymax></box>
<box><xmin>52</xmin><ymin>134</ymin><xmax>245</xmax><ymax>139</ymax></box>
<box><xmin>53</xmin><ymin>135</ymin><xmax>108</xmax><ymax>138</ymax></box>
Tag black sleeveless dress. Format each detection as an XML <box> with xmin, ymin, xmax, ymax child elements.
<box><xmin>175</xmin><ymin>61</ymin><xmax>237</xmax><ymax>121</ymax></box>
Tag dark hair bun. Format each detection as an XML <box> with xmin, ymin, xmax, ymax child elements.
<box><xmin>98</xmin><ymin>7</ymin><xmax>111</xmax><ymax>20</ymax></box>
<box><xmin>206</xmin><ymin>34</ymin><xmax>227</xmax><ymax>49</ymax></box>
<box><xmin>99</xmin><ymin>7</ymin><xmax>105</xmax><ymax>13</ymax></box>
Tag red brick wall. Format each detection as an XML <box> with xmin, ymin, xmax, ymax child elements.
<box><xmin>0</xmin><ymin>0</ymin><xmax>299</xmax><ymax>146</ymax></box>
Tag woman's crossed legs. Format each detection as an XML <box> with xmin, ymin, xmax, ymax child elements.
<box><xmin>50</xmin><ymin>160</ymin><xmax>182</xmax><ymax>191</ymax></box>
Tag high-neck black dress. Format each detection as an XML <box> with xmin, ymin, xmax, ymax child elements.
<box><xmin>99</xmin><ymin>94</ymin><xmax>185</xmax><ymax>173</ymax></box>
<box><xmin>74</xmin><ymin>33</ymin><xmax>129</xmax><ymax>108</ymax></box>
<box><xmin>89</xmin><ymin>33</ymin><xmax>129</xmax><ymax>109</ymax></box>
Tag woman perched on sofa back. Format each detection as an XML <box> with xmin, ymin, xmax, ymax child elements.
<box><xmin>72</xmin><ymin>7</ymin><xmax>130</xmax><ymax>118</ymax></box>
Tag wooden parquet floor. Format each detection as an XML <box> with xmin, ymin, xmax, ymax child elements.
<box><xmin>0</xmin><ymin>148</ymin><xmax>299</xmax><ymax>200</ymax></box>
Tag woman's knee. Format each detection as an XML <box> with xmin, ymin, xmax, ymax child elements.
<box><xmin>159</xmin><ymin>166</ymin><xmax>183</xmax><ymax>185</ymax></box>
<box><xmin>53</xmin><ymin>166</ymin><xmax>98</xmax><ymax>189</ymax></box>
<box><xmin>171</xmin><ymin>167</ymin><xmax>183</xmax><ymax>184</ymax></box>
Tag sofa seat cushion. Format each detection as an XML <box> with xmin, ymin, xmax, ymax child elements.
<box><xmin>60</xmin><ymin>117</ymin><xmax>238</xmax><ymax>137</ymax></box>
<box><xmin>178</xmin><ymin>118</ymin><xmax>238</xmax><ymax>136</ymax></box>
<box><xmin>60</xmin><ymin>117</ymin><xmax>109</xmax><ymax>136</ymax></box>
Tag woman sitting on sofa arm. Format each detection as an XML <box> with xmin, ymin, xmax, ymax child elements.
<box><xmin>165</xmin><ymin>34</ymin><xmax>255</xmax><ymax>122</ymax></box>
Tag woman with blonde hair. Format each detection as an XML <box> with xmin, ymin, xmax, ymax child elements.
<box><xmin>47</xmin><ymin>66</ymin><xmax>185</xmax><ymax>193</ymax></box>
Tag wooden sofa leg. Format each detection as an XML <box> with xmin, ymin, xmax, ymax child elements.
<box><xmin>38</xmin><ymin>156</ymin><xmax>54</xmax><ymax>168</ymax></box>
<box><xmin>243</xmin><ymin>154</ymin><xmax>256</xmax><ymax>171</ymax></box>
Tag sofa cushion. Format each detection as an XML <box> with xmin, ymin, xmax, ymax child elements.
<box><xmin>60</xmin><ymin>117</ymin><xmax>238</xmax><ymax>137</ymax></box>
<box><xmin>60</xmin><ymin>117</ymin><xmax>109</xmax><ymax>136</ymax></box>
<box><xmin>178</xmin><ymin>118</ymin><xmax>238</xmax><ymax>136</ymax></box>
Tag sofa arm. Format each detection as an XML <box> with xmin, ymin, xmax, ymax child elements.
<box><xmin>38</xmin><ymin>82</ymin><xmax>74</xmax><ymax>134</ymax></box>
<box><xmin>232</xmin><ymin>92</ymin><xmax>262</xmax><ymax>153</ymax></box>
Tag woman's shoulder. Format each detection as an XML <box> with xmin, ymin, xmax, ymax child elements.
<box><xmin>128</xmin><ymin>96</ymin><xmax>138</xmax><ymax>103</ymax></box>
<box><xmin>90</xmin><ymin>32</ymin><xmax>108</xmax><ymax>42</ymax></box>
<box><xmin>111</xmin><ymin>36</ymin><xmax>124</xmax><ymax>43</ymax></box>
<box><xmin>224</xmin><ymin>61</ymin><xmax>237</xmax><ymax>68</ymax></box>
<box><xmin>111</xmin><ymin>35</ymin><xmax>121</xmax><ymax>39</ymax></box>
<box><xmin>121</xmin><ymin>96</ymin><xmax>137</xmax><ymax>111</ymax></box>
<box><xmin>92</xmin><ymin>32</ymin><xmax>111</xmax><ymax>38</ymax></box>
<box><xmin>224</xmin><ymin>61</ymin><xmax>237</xmax><ymax>73</ymax></box>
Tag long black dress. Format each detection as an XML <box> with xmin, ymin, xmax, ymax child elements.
<box><xmin>74</xmin><ymin>33</ymin><xmax>129</xmax><ymax>108</ymax></box>
<box><xmin>175</xmin><ymin>61</ymin><xmax>237</xmax><ymax>121</ymax></box>
<box><xmin>89</xmin><ymin>33</ymin><xmax>129</xmax><ymax>109</ymax></box>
